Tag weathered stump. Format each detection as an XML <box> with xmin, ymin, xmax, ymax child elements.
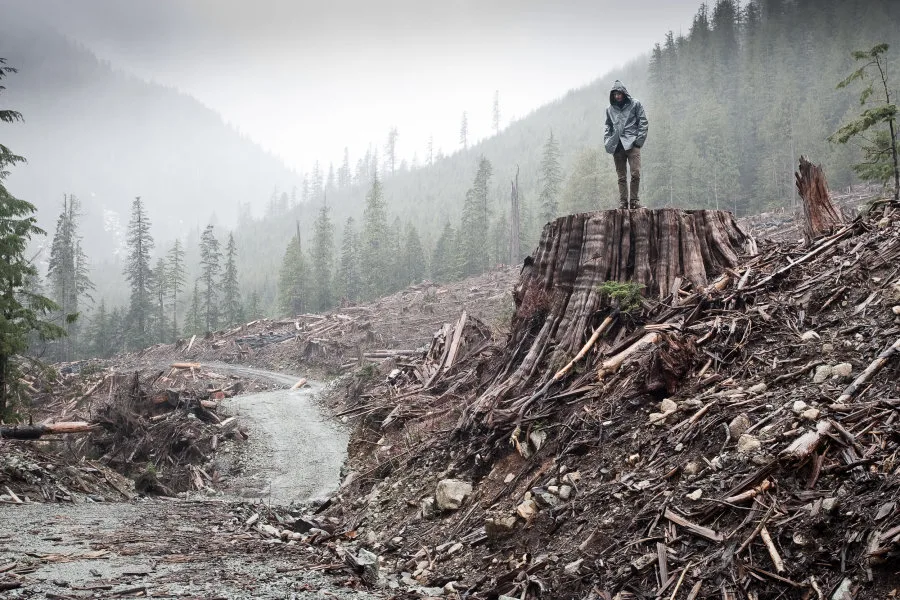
<box><xmin>464</xmin><ymin>208</ymin><xmax>753</xmax><ymax>428</ymax></box>
<box><xmin>796</xmin><ymin>156</ymin><xmax>843</xmax><ymax>244</ymax></box>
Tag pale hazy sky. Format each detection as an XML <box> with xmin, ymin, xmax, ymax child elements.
<box><xmin>8</xmin><ymin>0</ymin><xmax>702</xmax><ymax>175</ymax></box>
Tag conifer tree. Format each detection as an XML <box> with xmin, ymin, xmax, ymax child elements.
<box><xmin>431</xmin><ymin>221</ymin><xmax>457</xmax><ymax>282</ymax></box>
<box><xmin>0</xmin><ymin>59</ymin><xmax>65</xmax><ymax>413</ymax></box>
<box><xmin>221</xmin><ymin>233</ymin><xmax>242</xmax><ymax>327</ymax></box>
<box><xmin>538</xmin><ymin>131</ymin><xmax>563</xmax><ymax>223</ymax></box>
<box><xmin>310</xmin><ymin>200</ymin><xmax>335</xmax><ymax>311</ymax></box>
<box><xmin>277</xmin><ymin>230</ymin><xmax>307</xmax><ymax>315</ymax></box>
<box><xmin>460</xmin><ymin>156</ymin><xmax>493</xmax><ymax>276</ymax></box>
<box><xmin>199</xmin><ymin>224</ymin><xmax>222</xmax><ymax>332</ymax></box>
<box><xmin>124</xmin><ymin>196</ymin><xmax>154</xmax><ymax>348</ymax></box>
<box><xmin>339</xmin><ymin>147</ymin><xmax>351</xmax><ymax>189</ymax></box>
<box><xmin>492</xmin><ymin>90</ymin><xmax>501</xmax><ymax>135</ymax></box>
<box><xmin>166</xmin><ymin>239</ymin><xmax>185</xmax><ymax>340</ymax></box>
<box><xmin>360</xmin><ymin>175</ymin><xmax>389</xmax><ymax>299</ymax></box>
<box><xmin>246</xmin><ymin>290</ymin><xmax>261</xmax><ymax>320</ymax></box>
<box><xmin>89</xmin><ymin>300</ymin><xmax>112</xmax><ymax>358</ymax></box>
<box><xmin>426</xmin><ymin>135</ymin><xmax>434</xmax><ymax>166</ymax></box>
<box><xmin>183</xmin><ymin>281</ymin><xmax>203</xmax><ymax>336</ymax></box>
<box><xmin>402</xmin><ymin>223</ymin><xmax>426</xmax><ymax>285</ymax></box>
<box><xmin>830</xmin><ymin>43</ymin><xmax>899</xmax><ymax>200</ymax></box>
<box><xmin>151</xmin><ymin>257</ymin><xmax>167</xmax><ymax>343</ymax></box>
<box><xmin>337</xmin><ymin>217</ymin><xmax>361</xmax><ymax>304</ymax></box>
<box><xmin>47</xmin><ymin>194</ymin><xmax>94</xmax><ymax>359</ymax></box>
<box><xmin>385</xmin><ymin>127</ymin><xmax>399</xmax><ymax>175</ymax></box>
<box><xmin>460</xmin><ymin>112</ymin><xmax>469</xmax><ymax>150</ymax></box>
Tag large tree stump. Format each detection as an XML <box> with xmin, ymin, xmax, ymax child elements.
<box><xmin>463</xmin><ymin>208</ymin><xmax>752</xmax><ymax>428</ymax></box>
<box><xmin>796</xmin><ymin>156</ymin><xmax>843</xmax><ymax>244</ymax></box>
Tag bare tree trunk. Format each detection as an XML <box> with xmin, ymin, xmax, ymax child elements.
<box><xmin>795</xmin><ymin>156</ymin><xmax>844</xmax><ymax>244</ymax></box>
<box><xmin>462</xmin><ymin>208</ymin><xmax>752</xmax><ymax>428</ymax></box>
<box><xmin>509</xmin><ymin>166</ymin><xmax>521</xmax><ymax>264</ymax></box>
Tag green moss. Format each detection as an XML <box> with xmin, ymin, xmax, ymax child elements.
<box><xmin>596</xmin><ymin>280</ymin><xmax>645</xmax><ymax>313</ymax></box>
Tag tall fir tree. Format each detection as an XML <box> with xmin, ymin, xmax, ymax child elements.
<box><xmin>166</xmin><ymin>239</ymin><xmax>186</xmax><ymax>341</ymax></box>
<box><xmin>360</xmin><ymin>175</ymin><xmax>390</xmax><ymax>299</ymax></box>
<box><xmin>88</xmin><ymin>300</ymin><xmax>112</xmax><ymax>358</ymax></box>
<box><xmin>459</xmin><ymin>112</ymin><xmax>469</xmax><ymax>150</ymax></box>
<box><xmin>123</xmin><ymin>196</ymin><xmax>154</xmax><ymax>349</ymax></box>
<box><xmin>183</xmin><ymin>281</ymin><xmax>203</xmax><ymax>336</ymax></box>
<box><xmin>46</xmin><ymin>194</ymin><xmax>94</xmax><ymax>360</ymax></box>
<box><xmin>337</xmin><ymin>217</ymin><xmax>361</xmax><ymax>304</ymax></box>
<box><xmin>221</xmin><ymin>233</ymin><xmax>242</xmax><ymax>327</ymax></box>
<box><xmin>151</xmin><ymin>257</ymin><xmax>167</xmax><ymax>343</ymax></box>
<box><xmin>460</xmin><ymin>156</ymin><xmax>493</xmax><ymax>276</ymax></box>
<box><xmin>199</xmin><ymin>225</ymin><xmax>222</xmax><ymax>332</ymax></box>
<box><xmin>492</xmin><ymin>90</ymin><xmax>501</xmax><ymax>135</ymax></box>
<box><xmin>385</xmin><ymin>127</ymin><xmax>399</xmax><ymax>175</ymax></box>
<box><xmin>538</xmin><ymin>131</ymin><xmax>563</xmax><ymax>223</ymax></box>
<box><xmin>277</xmin><ymin>229</ymin><xmax>307</xmax><ymax>315</ymax></box>
<box><xmin>310</xmin><ymin>200</ymin><xmax>335</xmax><ymax>311</ymax></box>
<box><xmin>401</xmin><ymin>223</ymin><xmax>426</xmax><ymax>285</ymax></box>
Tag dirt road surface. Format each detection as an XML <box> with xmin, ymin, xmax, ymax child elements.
<box><xmin>213</xmin><ymin>364</ymin><xmax>348</xmax><ymax>505</ymax></box>
<box><xmin>0</xmin><ymin>365</ymin><xmax>360</xmax><ymax>598</ymax></box>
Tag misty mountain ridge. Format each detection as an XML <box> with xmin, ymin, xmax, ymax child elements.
<box><xmin>0</xmin><ymin>21</ymin><xmax>301</xmax><ymax>258</ymax></box>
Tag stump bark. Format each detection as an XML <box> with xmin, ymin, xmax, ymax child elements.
<box><xmin>796</xmin><ymin>156</ymin><xmax>843</xmax><ymax>244</ymax></box>
<box><xmin>464</xmin><ymin>208</ymin><xmax>753</xmax><ymax>428</ymax></box>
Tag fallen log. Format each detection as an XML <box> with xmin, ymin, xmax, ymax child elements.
<box><xmin>0</xmin><ymin>421</ymin><xmax>97</xmax><ymax>440</ymax></box>
<box><xmin>171</xmin><ymin>362</ymin><xmax>201</xmax><ymax>369</ymax></box>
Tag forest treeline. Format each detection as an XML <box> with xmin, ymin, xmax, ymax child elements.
<box><xmin>5</xmin><ymin>0</ymin><xmax>900</xmax><ymax>364</ymax></box>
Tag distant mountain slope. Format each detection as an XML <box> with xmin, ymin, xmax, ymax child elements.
<box><xmin>0</xmin><ymin>22</ymin><xmax>300</xmax><ymax>255</ymax></box>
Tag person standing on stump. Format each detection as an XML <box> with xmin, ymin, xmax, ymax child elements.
<box><xmin>604</xmin><ymin>80</ymin><xmax>648</xmax><ymax>209</ymax></box>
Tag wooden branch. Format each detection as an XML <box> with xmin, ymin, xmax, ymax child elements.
<box><xmin>780</xmin><ymin>420</ymin><xmax>833</xmax><ymax>460</ymax></box>
<box><xmin>759</xmin><ymin>526</ymin><xmax>785</xmax><ymax>573</ymax></box>
<box><xmin>444</xmin><ymin>311</ymin><xmax>468</xmax><ymax>371</ymax></box>
<box><xmin>835</xmin><ymin>336</ymin><xmax>900</xmax><ymax>403</ymax></box>
<box><xmin>290</xmin><ymin>378</ymin><xmax>308</xmax><ymax>390</ymax></box>
<box><xmin>552</xmin><ymin>313</ymin><xmax>616</xmax><ymax>381</ymax></box>
<box><xmin>724</xmin><ymin>479</ymin><xmax>772</xmax><ymax>504</ymax></box>
<box><xmin>598</xmin><ymin>331</ymin><xmax>661</xmax><ymax>379</ymax></box>
<box><xmin>171</xmin><ymin>362</ymin><xmax>201</xmax><ymax>369</ymax></box>
<box><xmin>0</xmin><ymin>421</ymin><xmax>97</xmax><ymax>440</ymax></box>
<box><xmin>664</xmin><ymin>509</ymin><xmax>723</xmax><ymax>542</ymax></box>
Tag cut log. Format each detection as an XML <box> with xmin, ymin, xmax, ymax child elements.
<box><xmin>796</xmin><ymin>156</ymin><xmax>844</xmax><ymax>244</ymax></box>
<box><xmin>462</xmin><ymin>208</ymin><xmax>751</xmax><ymax>427</ymax></box>
<box><xmin>0</xmin><ymin>421</ymin><xmax>97</xmax><ymax>439</ymax></box>
<box><xmin>171</xmin><ymin>362</ymin><xmax>201</xmax><ymax>369</ymax></box>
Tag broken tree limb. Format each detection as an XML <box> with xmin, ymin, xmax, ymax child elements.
<box><xmin>796</xmin><ymin>156</ymin><xmax>844</xmax><ymax>244</ymax></box>
<box><xmin>443</xmin><ymin>311</ymin><xmax>468</xmax><ymax>372</ymax></box>
<box><xmin>598</xmin><ymin>331</ymin><xmax>661</xmax><ymax>379</ymax></box>
<box><xmin>552</xmin><ymin>313</ymin><xmax>617</xmax><ymax>381</ymax></box>
<box><xmin>835</xmin><ymin>336</ymin><xmax>900</xmax><ymax>404</ymax></box>
<box><xmin>759</xmin><ymin>526</ymin><xmax>785</xmax><ymax>573</ymax></box>
<box><xmin>664</xmin><ymin>509</ymin><xmax>723</xmax><ymax>542</ymax></box>
<box><xmin>290</xmin><ymin>378</ymin><xmax>308</xmax><ymax>390</ymax></box>
<box><xmin>0</xmin><ymin>421</ymin><xmax>97</xmax><ymax>440</ymax></box>
<box><xmin>781</xmin><ymin>420</ymin><xmax>833</xmax><ymax>460</ymax></box>
<box><xmin>171</xmin><ymin>362</ymin><xmax>201</xmax><ymax>370</ymax></box>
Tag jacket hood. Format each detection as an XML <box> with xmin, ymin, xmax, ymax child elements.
<box><xmin>610</xmin><ymin>80</ymin><xmax>632</xmax><ymax>105</ymax></box>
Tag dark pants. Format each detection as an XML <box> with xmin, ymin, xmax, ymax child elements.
<box><xmin>614</xmin><ymin>146</ymin><xmax>641</xmax><ymax>209</ymax></box>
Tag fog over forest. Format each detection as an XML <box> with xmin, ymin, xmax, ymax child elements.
<box><xmin>1</xmin><ymin>0</ymin><xmax>898</xmax><ymax>362</ymax></box>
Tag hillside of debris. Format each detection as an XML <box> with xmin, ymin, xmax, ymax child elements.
<box><xmin>1</xmin><ymin>268</ymin><xmax>518</xmax><ymax>506</ymax></box>
<box><xmin>306</xmin><ymin>200</ymin><xmax>900</xmax><ymax>599</ymax></box>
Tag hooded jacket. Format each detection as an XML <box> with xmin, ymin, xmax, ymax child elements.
<box><xmin>604</xmin><ymin>80</ymin><xmax>648</xmax><ymax>154</ymax></box>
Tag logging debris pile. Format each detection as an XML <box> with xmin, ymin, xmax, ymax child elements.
<box><xmin>307</xmin><ymin>203</ymin><xmax>899</xmax><ymax>599</ymax></box>
<box><xmin>120</xmin><ymin>268</ymin><xmax>519</xmax><ymax>376</ymax></box>
<box><xmin>1</xmin><ymin>364</ymin><xmax>251</xmax><ymax>501</ymax></box>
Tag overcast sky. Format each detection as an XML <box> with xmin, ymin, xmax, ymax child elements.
<box><xmin>8</xmin><ymin>0</ymin><xmax>702</xmax><ymax>175</ymax></box>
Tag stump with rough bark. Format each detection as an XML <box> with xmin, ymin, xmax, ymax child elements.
<box><xmin>463</xmin><ymin>208</ymin><xmax>753</xmax><ymax>428</ymax></box>
<box><xmin>796</xmin><ymin>156</ymin><xmax>843</xmax><ymax>244</ymax></box>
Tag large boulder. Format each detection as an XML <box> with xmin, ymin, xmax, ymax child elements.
<box><xmin>435</xmin><ymin>479</ymin><xmax>473</xmax><ymax>511</ymax></box>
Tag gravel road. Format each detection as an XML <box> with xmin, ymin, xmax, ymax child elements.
<box><xmin>214</xmin><ymin>364</ymin><xmax>348</xmax><ymax>505</ymax></box>
<box><xmin>0</xmin><ymin>364</ymin><xmax>361</xmax><ymax>599</ymax></box>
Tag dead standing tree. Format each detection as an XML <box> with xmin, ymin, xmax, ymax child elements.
<box><xmin>461</xmin><ymin>208</ymin><xmax>754</xmax><ymax>429</ymax></box>
<box><xmin>795</xmin><ymin>156</ymin><xmax>844</xmax><ymax>243</ymax></box>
